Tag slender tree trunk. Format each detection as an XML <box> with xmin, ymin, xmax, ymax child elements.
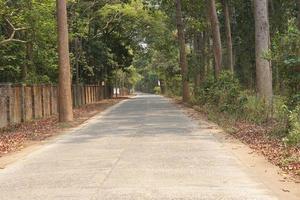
<box><xmin>23</xmin><ymin>38</ymin><xmax>29</xmax><ymax>82</ymax></box>
<box><xmin>254</xmin><ymin>0</ymin><xmax>273</xmax><ymax>101</ymax></box>
<box><xmin>231</xmin><ymin>6</ymin><xmax>236</xmax><ymax>68</ymax></box>
<box><xmin>56</xmin><ymin>0</ymin><xmax>73</xmax><ymax>122</ymax></box>
<box><xmin>205</xmin><ymin>34</ymin><xmax>211</xmax><ymax>76</ymax></box>
<box><xmin>175</xmin><ymin>0</ymin><xmax>190</xmax><ymax>102</ymax></box>
<box><xmin>23</xmin><ymin>0</ymin><xmax>34</xmax><ymax>82</ymax></box>
<box><xmin>209</xmin><ymin>0</ymin><xmax>222</xmax><ymax>78</ymax></box>
<box><xmin>201</xmin><ymin>32</ymin><xmax>207</xmax><ymax>79</ymax></box>
<box><xmin>75</xmin><ymin>37</ymin><xmax>80</xmax><ymax>84</ymax></box>
<box><xmin>193</xmin><ymin>33</ymin><xmax>201</xmax><ymax>88</ymax></box>
<box><xmin>221</xmin><ymin>0</ymin><xmax>233</xmax><ymax>73</ymax></box>
<box><xmin>297</xmin><ymin>0</ymin><xmax>300</xmax><ymax>30</ymax></box>
<box><xmin>194</xmin><ymin>32</ymin><xmax>206</xmax><ymax>88</ymax></box>
<box><xmin>159</xmin><ymin>79</ymin><xmax>166</xmax><ymax>95</ymax></box>
<box><xmin>24</xmin><ymin>39</ymin><xmax>33</xmax><ymax>82</ymax></box>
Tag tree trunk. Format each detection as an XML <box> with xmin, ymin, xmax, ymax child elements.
<box><xmin>193</xmin><ymin>33</ymin><xmax>201</xmax><ymax>88</ymax></box>
<box><xmin>206</xmin><ymin>35</ymin><xmax>211</xmax><ymax>76</ymax></box>
<box><xmin>74</xmin><ymin>37</ymin><xmax>80</xmax><ymax>84</ymax></box>
<box><xmin>194</xmin><ymin>32</ymin><xmax>206</xmax><ymax>88</ymax></box>
<box><xmin>209</xmin><ymin>0</ymin><xmax>222</xmax><ymax>78</ymax></box>
<box><xmin>254</xmin><ymin>0</ymin><xmax>273</xmax><ymax>101</ymax></box>
<box><xmin>56</xmin><ymin>0</ymin><xmax>73</xmax><ymax>122</ymax></box>
<box><xmin>175</xmin><ymin>0</ymin><xmax>190</xmax><ymax>102</ymax></box>
<box><xmin>297</xmin><ymin>0</ymin><xmax>300</xmax><ymax>30</ymax></box>
<box><xmin>159</xmin><ymin>79</ymin><xmax>166</xmax><ymax>95</ymax></box>
<box><xmin>23</xmin><ymin>0</ymin><xmax>34</xmax><ymax>82</ymax></box>
<box><xmin>221</xmin><ymin>0</ymin><xmax>233</xmax><ymax>73</ymax></box>
<box><xmin>201</xmin><ymin>32</ymin><xmax>207</xmax><ymax>81</ymax></box>
<box><xmin>24</xmin><ymin>39</ymin><xmax>33</xmax><ymax>82</ymax></box>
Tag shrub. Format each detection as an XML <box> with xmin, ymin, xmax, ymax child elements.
<box><xmin>241</xmin><ymin>95</ymin><xmax>270</xmax><ymax>124</ymax></box>
<box><xmin>166</xmin><ymin>75</ymin><xmax>182</xmax><ymax>97</ymax></box>
<box><xmin>284</xmin><ymin>105</ymin><xmax>300</xmax><ymax>146</ymax></box>
<box><xmin>271</xmin><ymin>96</ymin><xmax>289</xmax><ymax>137</ymax></box>
<box><xmin>193</xmin><ymin>71</ymin><xmax>299</xmax><ymax>146</ymax></box>
<box><xmin>195</xmin><ymin>71</ymin><xmax>242</xmax><ymax>113</ymax></box>
<box><xmin>153</xmin><ymin>86</ymin><xmax>161</xmax><ymax>94</ymax></box>
<box><xmin>289</xmin><ymin>93</ymin><xmax>300</xmax><ymax>108</ymax></box>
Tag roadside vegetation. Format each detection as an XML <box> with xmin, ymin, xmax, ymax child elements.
<box><xmin>187</xmin><ymin>72</ymin><xmax>300</xmax><ymax>177</ymax></box>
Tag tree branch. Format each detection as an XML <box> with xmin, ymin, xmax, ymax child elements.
<box><xmin>92</xmin><ymin>12</ymin><xmax>122</xmax><ymax>39</ymax></box>
<box><xmin>0</xmin><ymin>18</ymin><xmax>27</xmax><ymax>45</ymax></box>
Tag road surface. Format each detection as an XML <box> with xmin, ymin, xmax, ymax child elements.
<box><xmin>0</xmin><ymin>94</ymin><xmax>290</xmax><ymax>199</ymax></box>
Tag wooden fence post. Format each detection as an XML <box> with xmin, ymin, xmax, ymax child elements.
<box><xmin>31</xmin><ymin>85</ymin><xmax>35</xmax><ymax>119</ymax></box>
<box><xmin>0</xmin><ymin>84</ymin><xmax>10</xmax><ymax>128</ymax></box>
<box><xmin>41</xmin><ymin>85</ymin><xmax>44</xmax><ymax>117</ymax></box>
<box><xmin>97</xmin><ymin>86</ymin><xmax>99</xmax><ymax>101</ymax></box>
<box><xmin>7</xmin><ymin>84</ymin><xmax>11</xmax><ymax>124</ymax></box>
<box><xmin>20</xmin><ymin>84</ymin><xmax>25</xmax><ymax>122</ymax></box>
<box><xmin>50</xmin><ymin>85</ymin><xmax>53</xmax><ymax>115</ymax></box>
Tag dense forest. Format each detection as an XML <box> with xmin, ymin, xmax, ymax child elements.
<box><xmin>0</xmin><ymin>0</ymin><xmax>299</xmax><ymax>145</ymax></box>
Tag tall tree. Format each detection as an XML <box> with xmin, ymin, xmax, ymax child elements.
<box><xmin>222</xmin><ymin>0</ymin><xmax>233</xmax><ymax>73</ymax></box>
<box><xmin>175</xmin><ymin>0</ymin><xmax>190</xmax><ymax>102</ymax></box>
<box><xmin>193</xmin><ymin>32</ymin><xmax>202</xmax><ymax>87</ymax></box>
<box><xmin>193</xmin><ymin>32</ymin><xmax>206</xmax><ymax>87</ymax></box>
<box><xmin>56</xmin><ymin>0</ymin><xmax>73</xmax><ymax>122</ymax></box>
<box><xmin>208</xmin><ymin>0</ymin><xmax>222</xmax><ymax>78</ymax></box>
<box><xmin>254</xmin><ymin>0</ymin><xmax>272</xmax><ymax>101</ymax></box>
<box><xmin>297</xmin><ymin>0</ymin><xmax>300</xmax><ymax>30</ymax></box>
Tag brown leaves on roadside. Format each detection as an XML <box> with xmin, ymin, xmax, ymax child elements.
<box><xmin>0</xmin><ymin>117</ymin><xmax>58</xmax><ymax>156</ymax></box>
<box><xmin>234</xmin><ymin>122</ymin><xmax>300</xmax><ymax>178</ymax></box>
<box><xmin>176</xmin><ymin>100</ymin><xmax>300</xmax><ymax>180</ymax></box>
<box><xmin>0</xmin><ymin>98</ymin><xmax>125</xmax><ymax>157</ymax></box>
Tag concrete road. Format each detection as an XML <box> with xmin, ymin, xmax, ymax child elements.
<box><xmin>0</xmin><ymin>94</ymin><xmax>285</xmax><ymax>199</ymax></box>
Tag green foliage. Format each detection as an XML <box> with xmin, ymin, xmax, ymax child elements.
<box><xmin>284</xmin><ymin>105</ymin><xmax>300</xmax><ymax>146</ymax></box>
<box><xmin>136</xmin><ymin>68</ymin><xmax>159</xmax><ymax>93</ymax></box>
<box><xmin>194</xmin><ymin>72</ymin><xmax>268</xmax><ymax>125</ymax></box>
<box><xmin>126</xmin><ymin>66</ymin><xmax>143</xmax><ymax>88</ymax></box>
<box><xmin>270</xmin><ymin>96</ymin><xmax>290</xmax><ymax>137</ymax></box>
<box><xmin>0</xmin><ymin>0</ymin><xmax>168</xmax><ymax>86</ymax></box>
<box><xmin>231</xmin><ymin>0</ymin><xmax>256</xmax><ymax>88</ymax></box>
<box><xmin>25</xmin><ymin>72</ymin><xmax>52</xmax><ymax>84</ymax></box>
<box><xmin>0</xmin><ymin>0</ymin><xmax>57</xmax><ymax>83</ymax></box>
<box><xmin>165</xmin><ymin>75</ymin><xmax>182</xmax><ymax>97</ymax></box>
<box><xmin>193</xmin><ymin>72</ymin><xmax>299</xmax><ymax>145</ymax></box>
<box><xmin>241</xmin><ymin>95</ymin><xmax>270</xmax><ymax>124</ymax></box>
<box><xmin>196</xmin><ymin>71</ymin><xmax>242</xmax><ymax>113</ymax></box>
<box><xmin>271</xmin><ymin>21</ymin><xmax>300</xmax><ymax>95</ymax></box>
<box><xmin>153</xmin><ymin>86</ymin><xmax>161</xmax><ymax>94</ymax></box>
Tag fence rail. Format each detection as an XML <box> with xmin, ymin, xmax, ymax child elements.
<box><xmin>0</xmin><ymin>84</ymin><xmax>128</xmax><ymax>128</ymax></box>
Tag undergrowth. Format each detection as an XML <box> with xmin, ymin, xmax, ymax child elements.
<box><xmin>192</xmin><ymin>71</ymin><xmax>300</xmax><ymax>146</ymax></box>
